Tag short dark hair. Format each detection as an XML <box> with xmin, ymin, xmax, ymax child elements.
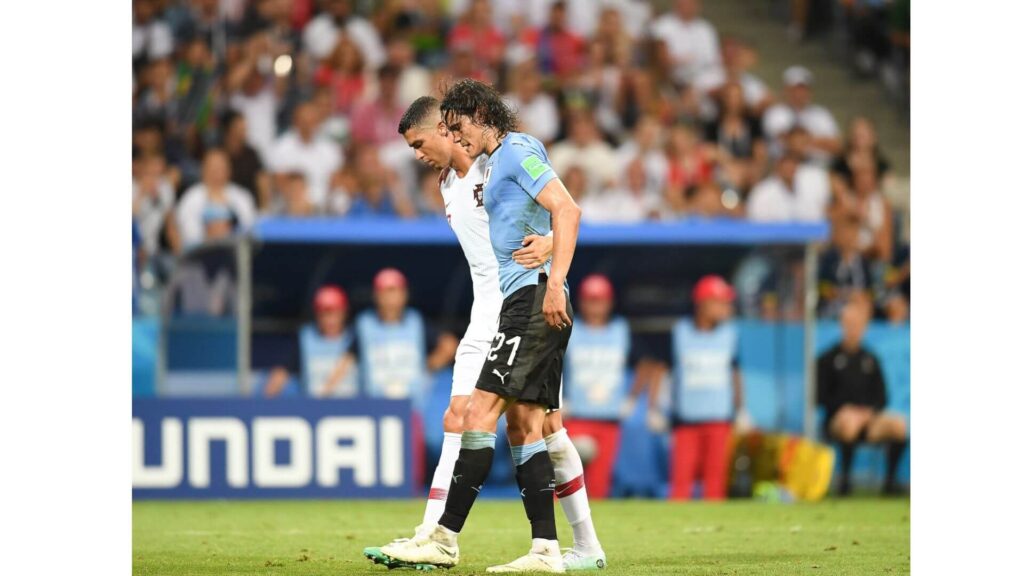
<box><xmin>222</xmin><ymin>110</ymin><xmax>244</xmax><ymax>130</ymax></box>
<box><xmin>439</xmin><ymin>78</ymin><xmax>517</xmax><ymax>136</ymax></box>
<box><xmin>398</xmin><ymin>96</ymin><xmax>440</xmax><ymax>135</ymax></box>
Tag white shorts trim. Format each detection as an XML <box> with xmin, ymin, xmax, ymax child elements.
<box><xmin>547</xmin><ymin>375</ymin><xmax>563</xmax><ymax>413</ymax></box>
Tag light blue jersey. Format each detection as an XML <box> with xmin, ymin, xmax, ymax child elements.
<box><xmin>565</xmin><ymin>317</ymin><xmax>631</xmax><ymax>420</ymax></box>
<box><xmin>299</xmin><ymin>324</ymin><xmax>358</xmax><ymax>398</ymax></box>
<box><xmin>354</xmin><ymin>309</ymin><xmax>428</xmax><ymax>409</ymax></box>
<box><xmin>481</xmin><ymin>132</ymin><xmax>563</xmax><ymax>297</ymax></box>
<box><xmin>671</xmin><ymin>319</ymin><xmax>739</xmax><ymax>423</ymax></box>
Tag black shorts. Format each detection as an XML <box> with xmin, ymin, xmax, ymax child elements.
<box><xmin>476</xmin><ymin>278</ymin><xmax>573</xmax><ymax>409</ymax></box>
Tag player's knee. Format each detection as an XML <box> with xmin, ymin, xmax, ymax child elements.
<box><xmin>506</xmin><ymin>409</ymin><xmax>544</xmax><ymax>444</ymax></box>
<box><xmin>462</xmin><ymin>400</ymin><xmax>497</xmax><ymax>433</ymax></box>
<box><xmin>506</xmin><ymin>420</ymin><xmax>540</xmax><ymax>445</ymax></box>
<box><xmin>542</xmin><ymin>412</ymin><xmax>562</xmax><ymax>438</ymax></box>
<box><xmin>443</xmin><ymin>407</ymin><xmax>464</xmax><ymax>434</ymax></box>
<box><xmin>506</xmin><ymin>425</ymin><xmax>527</xmax><ymax>446</ymax></box>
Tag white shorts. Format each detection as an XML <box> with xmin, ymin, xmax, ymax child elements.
<box><xmin>451</xmin><ymin>337</ymin><xmax>490</xmax><ymax>397</ymax></box>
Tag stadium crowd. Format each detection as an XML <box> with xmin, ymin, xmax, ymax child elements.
<box><xmin>133</xmin><ymin>0</ymin><xmax>909</xmax><ymax>322</ymax></box>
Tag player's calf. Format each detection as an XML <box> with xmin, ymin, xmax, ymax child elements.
<box><xmin>443</xmin><ymin>395</ymin><xmax>470</xmax><ymax>434</ymax></box>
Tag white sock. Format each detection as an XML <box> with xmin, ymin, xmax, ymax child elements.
<box><xmin>422</xmin><ymin>432</ymin><xmax>462</xmax><ymax>529</ymax></box>
<box><xmin>545</xmin><ymin>428</ymin><xmax>602</xmax><ymax>554</ymax></box>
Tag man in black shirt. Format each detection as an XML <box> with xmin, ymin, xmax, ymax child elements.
<box><xmin>817</xmin><ymin>300</ymin><xmax>907</xmax><ymax>495</ymax></box>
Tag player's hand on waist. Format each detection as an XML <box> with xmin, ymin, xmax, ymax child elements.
<box><xmin>512</xmin><ymin>234</ymin><xmax>552</xmax><ymax>269</ymax></box>
<box><xmin>542</xmin><ymin>282</ymin><xmax>571</xmax><ymax>330</ymax></box>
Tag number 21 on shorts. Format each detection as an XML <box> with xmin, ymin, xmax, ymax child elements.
<box><xmin>488</xmin><ymin>332</ymin><xmax>522</xmax><ymax>366</ymax></box>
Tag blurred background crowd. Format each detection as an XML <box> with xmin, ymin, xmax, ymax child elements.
<box><xmin>133</xmin><ymin>0</ymin><xmax>910</xmax><ymax>324</ymax></box>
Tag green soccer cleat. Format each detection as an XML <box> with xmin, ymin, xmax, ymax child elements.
<box><xmin>562</xmin><ymin>548</ymin><xmax>607</xmax><ymax>571</ymax></box>
<box><xmin>363</xmin><ymin>546</ymin><xmax>438</xmax><ymax>571</ymax></box>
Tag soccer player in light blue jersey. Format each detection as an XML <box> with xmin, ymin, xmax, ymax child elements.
<box><xmin>382</xmin><ymin>79</ymin><xmax>594</xmax><ymax>573</ymax></box>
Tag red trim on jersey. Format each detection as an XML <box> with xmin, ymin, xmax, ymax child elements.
<box><xmin>428</xmin><ymin>487</ymin><xmax>448</xmax><ymax>501</ymax></box>
<box><xmin>438</xmin><ymin>167</ymin><xmax>451</xmax><ymax>187</ymax></box>
<box><xmin>555</xmin><ymin>475</ymin><xmax>585</xmax><ymax>499</ymax></box>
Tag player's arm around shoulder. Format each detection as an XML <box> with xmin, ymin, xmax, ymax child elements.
<box><xmin>535</xmin><ymin>178</ymin><xmax>582</xmax><ymax>329</ymax></box>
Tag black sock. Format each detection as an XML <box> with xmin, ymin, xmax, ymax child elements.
<box><xmin>885</xmin><ymin>441</ymin><xmax>907</xmax><ymax>490</ymax></box>
<box><xmin>439</xmin><ymin>445</ymin><xmax>494</xmax><ymax>533</ymax></box>
<box><xmin>839</xmin><ymin>443</ymin><xmax>856</xmax><ymax>491</ymax></box>
<box><xmin>515</xmin><ymin>451</ymin><xmax>557</xmax><ymax>541</ymax></box>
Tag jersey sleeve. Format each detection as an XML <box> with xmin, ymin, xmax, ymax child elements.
<box><xmin>505</xmin><ymin>136</ymin><xmax>558</xmax><ymax>199</ymax></box>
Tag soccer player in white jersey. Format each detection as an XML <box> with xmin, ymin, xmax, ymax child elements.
<box><xmin>363</xmin><ymin>96</ymin><xmax>606</xmax><ymax>572</ymax></box>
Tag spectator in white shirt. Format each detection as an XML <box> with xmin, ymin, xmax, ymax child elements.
<box><xmin>763</xmin><ymin>66</ymin><xmax>841</xmax><ymax>164</ymax></box>
<box><xmin>693</xmin><ymin>37</ymin><xmax>774</xmax><ymax>118</ymax></box>
<box><xmin>651</xmin><ymin>0</ymin><xmax>722</xmax><ymax>86</ymax></box>
<box><xmin>226</xmin><ymin>35</ymin><xmax>286</xmax><ymax>162</ymax></box>
<box><xmin>549</xmin><ymin>111</ymin><xmax>618</xmax><ymax>195</ymax></box>
<box><xmin>580</xmin><ymin>157</ymin><xmax>668</xmax><ymax>223</ymax></box>
<box><xmin>133</xmin><ymin>0</ymin><xmax>174</xmax><ymax>70</ymax></box>
<box><xmin>746</xmin><ymin>151</ymin><xmax>830</xmax><ymax>222</ymax></box>
<box><xmin>615</xmin><ymin>115</ymin><xmax>669</xmax><ymax>194</ymax></box>
<box><xmin>268</xmin><ymin>103</ymin><xmax>343</xmax><ymax>209</ymax></box>
<box><xmin>782</xmin><ymin>125</ymin><xmax>831</xmax><ymax>208</ymax></box>
<box><xmin>132</xmin><ymin>154</ymin><xmax>176</xmax><ymax>258</ymax></box>
<box><xmin>504</xmin><ymin>64</ymin><xmax>560</xmax><ymax>144</ymax></box>
<box><xmin>272</xmin><ymin>172</ymin><xmax>319</xmax><ymax>217</ymax></box>
<box><xmin>175</xmin><ymin>149</ymin><xmax>257</xmax><ymax>250</ymax></box>
<box><xmin>455</xmin><ymin>0</ymin><xmax>602</xmax><ymax>39</ymax></box>
<box><xmin>847</xmin><ymin>159</ymin><xmax>893</xmax><ymax>262</ymax></box>
<box><xmin>303</xmin><ymin>0</ymin><xmax>385</xmax><ymax>70</ymax></box>
<box><xmin>387</xmin><ymin>38</ymin><xmax>432</xmax><ymax>108</ymax></box>
<box><xmin>199</xmin><ymin>204</ymin><xmax>238</xmax><ymax>243</ymax></box>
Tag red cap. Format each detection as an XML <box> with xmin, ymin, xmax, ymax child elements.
<box><xmin>373</xmin><ymin>267</ymin><xmax>408</xmax><ymax>291</ymax></box>
<box><xmin>314</xmin><ymin>285</ymin><xmax>348</xmax><ymax>312</ymax></box>
<box><xmin>692</xmin><ymin>275</ymin><xmax>735</xmax><ymax>303</ymax></box>
<box><xmin>579</xmin><ymin>274</ymin><xmax>614</xmax><ymax>301</ymax></box>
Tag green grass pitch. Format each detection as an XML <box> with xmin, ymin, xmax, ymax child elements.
<box><xmin>133</xmin><ymin>498</ymin><xmax>909</xmax><ymax>575</ymax></box>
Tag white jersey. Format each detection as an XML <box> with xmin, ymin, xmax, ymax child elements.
<box><xmin>440</xmin><ymin>156</ymin><xmax>503</xmax><ymax>344</ymax></box>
